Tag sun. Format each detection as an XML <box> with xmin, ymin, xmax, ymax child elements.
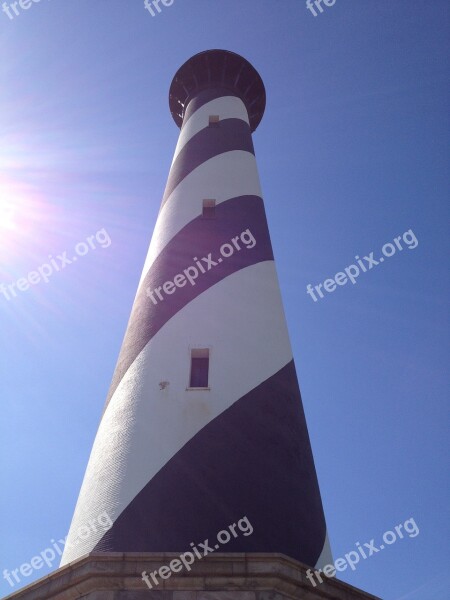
<box><xmin>0</xmin><ymin>196</ymin><xmax>16</xmax><ymax>230</ymax></box>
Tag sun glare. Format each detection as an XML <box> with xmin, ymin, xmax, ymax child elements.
<box><xmin>0</xmin><ymin>196</ymin><xmax>16</xmax><ymax>230</ymax></box>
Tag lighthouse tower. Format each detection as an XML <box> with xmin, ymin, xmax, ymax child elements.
<box><xmin>61</xmin><ymin>49</ymin><xmax>331</xmax><ymax>570</ymax></box>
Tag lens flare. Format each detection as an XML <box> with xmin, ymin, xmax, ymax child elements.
<box><xmin>0</xmin><ymin>195</ymin><xmax>16</xmax><ymax>230</ymax></box>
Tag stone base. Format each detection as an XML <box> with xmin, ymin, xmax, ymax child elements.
<box><xmin>3</xmin><ymin>553</ymin><xmax>380</xmax><ymax>600</ymax></box>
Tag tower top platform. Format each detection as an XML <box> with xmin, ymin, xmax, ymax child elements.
<box><xmin>169</xmin><ymin>49</ymin><xmax>266</xmax><ymax>132</ymax></box>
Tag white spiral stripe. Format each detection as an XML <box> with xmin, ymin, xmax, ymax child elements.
<box><xmin>172</xmin><ymin>95</ymin><xmax>250</xmax><ymax>165</ymax></box>
<box><xmin>61</xmin><ymin>261</ymin><xmax>292</xmax><ymax>564</ymax></box>
<box><xmin>138</xmin><ymin>150</ymin><xmax>262</xmax><ymax>290</ymax></box>
<box><xmin>315</xmin><ymin>533</ymin><xmax>333</xmax><ymax>569</ymax></box>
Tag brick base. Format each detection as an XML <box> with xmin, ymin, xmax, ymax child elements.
<box><xmin>3</xmin><ymin>553</ymin><xmax>380</xmax><ymax>600</ymax></box>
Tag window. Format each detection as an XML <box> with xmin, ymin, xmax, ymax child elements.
<box><xmin>209</xmin><ymin>114</ymin><xmax>220</xmax><ymax>126</ymax></box>
<box><xmin>202</xmin><ymin>199</ymin><xmax>216</xmax><ymax>218</ymax></box>
<box><xmin>189</xmin><ymin>348</ymin><xmax>210</xmax><ymax>388</ymax></box>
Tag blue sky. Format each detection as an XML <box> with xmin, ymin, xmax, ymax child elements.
<box><xmin>0</xmin><ymin>1</ymin><xmax>449</xmax><ymax>598</ymax></box>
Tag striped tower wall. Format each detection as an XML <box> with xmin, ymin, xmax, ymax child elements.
<box><xmin>60</xmin><ymin>50</ymin><xmax>331</xmax><ymax>571</ymax></box>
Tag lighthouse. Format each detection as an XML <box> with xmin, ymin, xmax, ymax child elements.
<box><xmin>60</xmin><ymin>49</ymin><xmax>332</xmax><ymax>571</ymax></box>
